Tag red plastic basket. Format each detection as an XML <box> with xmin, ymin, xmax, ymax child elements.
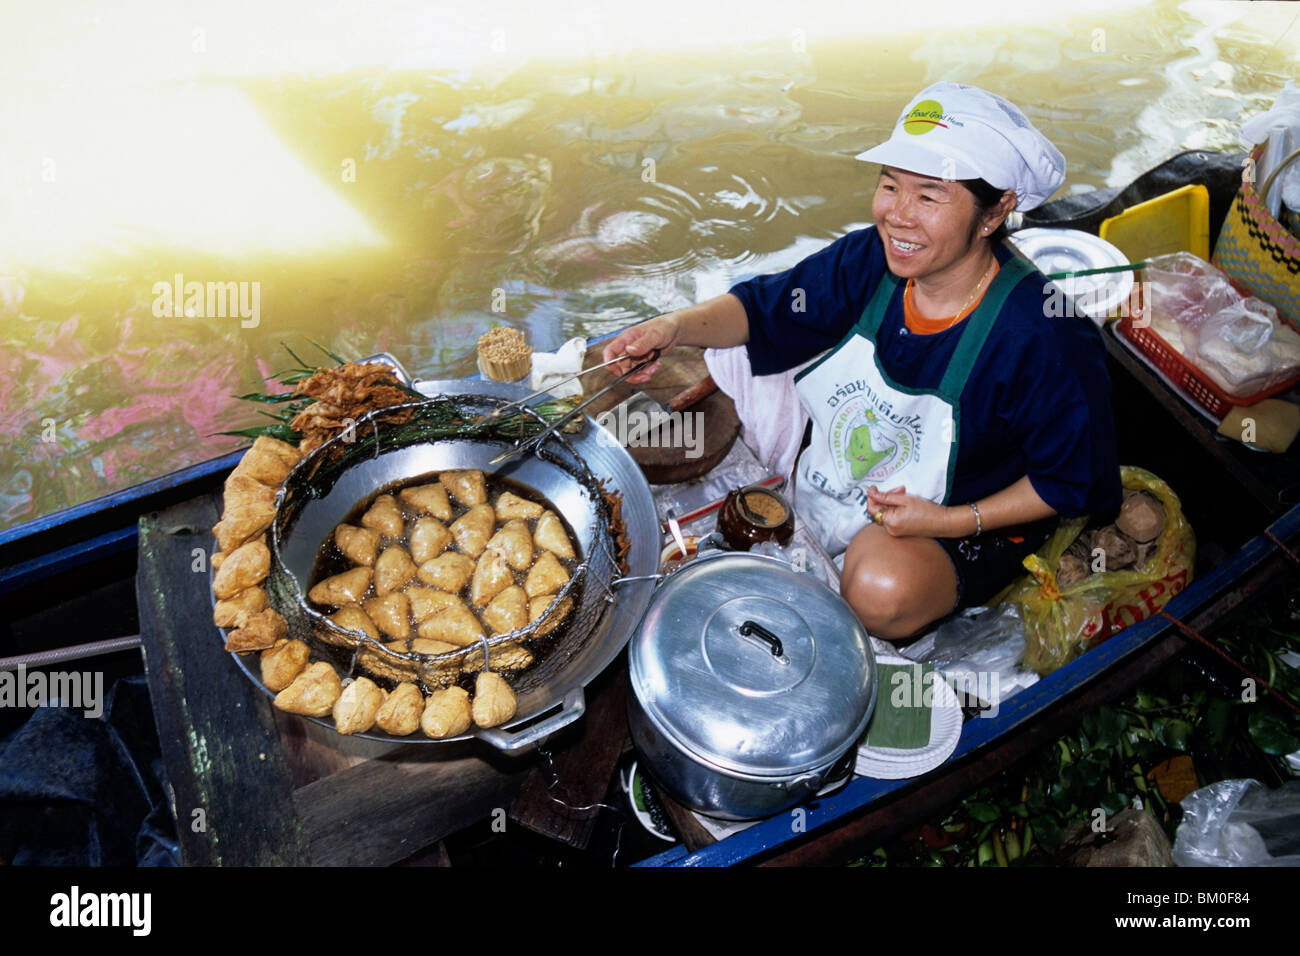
<box><xmin>1116</xmin><ymin>286</ymin><xmax>1300</xmax><ymax>419</ymax></box>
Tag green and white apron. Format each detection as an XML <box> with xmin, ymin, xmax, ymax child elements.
<box><xmin>793</xmin><ymin>257</ymin><xmax>1034</xmax><ymax>557</ymax></box>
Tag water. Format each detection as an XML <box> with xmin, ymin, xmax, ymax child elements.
<box><xmin>1</xmin><ymin>0</ymin><xmax>1297</xmax><ymax>531</ymax></box>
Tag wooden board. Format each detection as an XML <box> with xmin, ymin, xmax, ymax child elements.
<box><xmin>580</xmin><ymin>343</ymin><xmax>739</xmax><ymax>484</ymax></box>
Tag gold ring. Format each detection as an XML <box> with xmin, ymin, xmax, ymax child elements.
<box><xmin>873</xmin><ymin>510</ymin><xmax>885</xmax><ymax>525</ymax></box>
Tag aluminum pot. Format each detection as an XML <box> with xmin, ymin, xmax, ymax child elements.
<box><xmin>627</xmin><ymin>550</ymin><xmax>876</xmax><ymax>820</ymax></box>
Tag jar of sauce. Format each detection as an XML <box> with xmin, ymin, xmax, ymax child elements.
<box><xmin>717</xmin><ymin>485</ymin><xmax>795</xmax><ymax>551</ymax></box>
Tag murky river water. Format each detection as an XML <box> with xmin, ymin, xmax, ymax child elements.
<box><xmin>1</xmin><ymin>0</ymin><xmax>1296</xmax><ymax>531</ymax></box>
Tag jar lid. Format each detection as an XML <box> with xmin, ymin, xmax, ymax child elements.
<box><xmin>629</xmin><ymin>552</ymin><xmax>876</xmax><ymax>777</ymax></box>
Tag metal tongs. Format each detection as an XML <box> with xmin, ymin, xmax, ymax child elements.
<box><xmin>488</xmin><ymin>349</ymin><xmax>661</xmax><ymax>466</ymax></box>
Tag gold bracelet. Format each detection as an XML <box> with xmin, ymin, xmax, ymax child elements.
<box><xmin>969</xmin><ymin>501</ymin><xmax>983</xmax><ymax>536</ymax></box>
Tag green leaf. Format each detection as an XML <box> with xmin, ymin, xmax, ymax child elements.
<box><xmin>1100</xmin><ymin>792</ymin><xmax>1129</xmax><ymax>817</ymax></box>
<box><xmin>1156</xmin><ymin>718</ymin><xmax>1193</xmax><ymax>752</ymax></box>
<box><xmin>1025</xmin><ymin>789</ymin><xmax>1049</xmax><ymax>815</ymax></box>
<box><xmin>309</xmin><ymin>339</ymin><xmax>349</xmax><ymax>366</ymax></box>
<box><xmin>967</xmin><ymin>801</ymin><xmax>1000</xmax><ymax>823</ymax></box>
<box><xmin>1094</xmin><ymin>706</ymin><xmax>1126</xmax><ymax>749</ymax></box>
<box><xmin>1247</xmin><ymin>709</ymin><xmax>1300</xmax><ymax>756</ymax></box>
<box><xmin>1031</xmin><ymin>816</ymin><xmax>1064</xmax><ymax>850</ymax></box>
<box><xmin>217</xmin><ymin>424</ymin><xmax>302</xmax><ymax>443</ymax></box>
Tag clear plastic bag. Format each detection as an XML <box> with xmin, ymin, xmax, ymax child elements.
<box><xmin>1172</xmin><ymin>779</ymin><xmax>1300</xmax><ymax>867</ymax></box>
<box><xmin>900</xmin><ymin>603</ymin><xmax>1038</xmax><ymax>707</ymax></box>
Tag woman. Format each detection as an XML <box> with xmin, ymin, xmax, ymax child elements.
<box><xmin>604</xmin><ymin>82</ymin><xmax>1121</xmax><ymax>640</ymax></box>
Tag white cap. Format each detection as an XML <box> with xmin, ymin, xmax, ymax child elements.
<box><xmin>855</xmin><ymin>82</ymin><xmax>1065</xmax><ymax>211</ymax></box>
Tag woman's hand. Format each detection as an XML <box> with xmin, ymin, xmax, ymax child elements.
<box><xmin>601</xmin><ymin>315</ymin><xmax>681</xmax><ymax>385</ymax></box>
<box><xmin>865</xmin><ymin>485</ymin><xmax>965</xmax><ymax>539</ymax></box>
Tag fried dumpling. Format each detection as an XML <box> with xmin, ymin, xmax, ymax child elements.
<box><xmin>406</xmin><ymin>586</ymin><xmax>459</xmax><ymax>623</ymax></box>
<box><xmin>451</xmin><ymin>504</ymin><xmax>494</xmax><ymax>558</ymax></box>
<box><xmin>213</xmin><ymin>586</ymin><xmax>269</xmax><ymax>628</ymax></box>
<box><xmin>363</xmin><ymin>592</ymin><xmax>411</xmax><ymax>640</ymax></box>
<box><xmin>472</xmin><ymin>672</ymin><xmax>517</xmax><ymax>729</ymax></box>
<box><xmin>482</xmin><ymin>585</ymin><xmax>527</xmax><ymax>634</ymax></box>
<box><xmin>329</xmin><ymin>604</ymin><xmax>379</xmax><ymax>640</ymax></box>
<box><xmin>529</xmin><ymin>594</ymin><xmax>573</xmax><ymax>637</ymax></box>
<box><xmin>470</xmin><ymin>549</ymin><xmax>514</xmax><ymax>607</ymax></box>
<box><xmin>361</xmin><ymin>493</ymin><xmax>404</xmax><ymax>538</ymax></box>
<box><xmin>410</xmin><ymin>637</ymin><xmax>458</xmax><ymax>656</ymax></box>
<box><xmin>217</xmin><ymin>474</ymin><xmax>277</xmax><ymax>549</ymax></box>
<box><xmin>333</xmin><ymin>677</ymin><xmax>385</xmax><ymax>735</ymax></box>
<box><xmin>224</xmin><ymin>607</ymin><xmax>287</xmax><ymax>653</ymax></box>
<box><xmin>422</xmin><ymin>686</ymin><xmax>472</xmax><ymax>739</ymax></box>
<box><xmin>415</xmin><ymin>552</ymin><xmax>475</xmax><ymax>592</ymax></box>
<box><xmin>461</xmin><ymin>641</ymin><xmax>533</xmax><ymax>673</ymax></box>
<box><xmin>399</xmin><ymin>481</ymin><xmax>452</xmax><ymax>521</ymax></box>
<box><xmin>308</xmin><ymin>566</ymin><xmax>372</xmax><ymax>606</ymax></box>
<box><xmin>213</xmin><ymin>537</ymin><xmax>271</xmax><ymax>599</ymax></box>
<box><xmin>274</xmin><ymin>661</ymin><xmax>343</xmax><ymax>717</ymax></box>
<box><xmin>231</xmin><ymin>435</ymin><xmax>302</xmax><ymax>487</ymax></box>
<box><xmin>416</xmin><ymin>597</ymin><xmax>486</xmax><ymax>646</ymax></box>
<box><xmin>375</xmin><ymin>682</ymin><xmax>423</xmax><ymax>736</ymax></box>
<box><xmin>525</xmin><ymin>550</ymin><xmax>570</xmax><ymax>599</ymax></box>
<box><xmin>486</xmin><ymin>518</ymin><xmax>532</xmax><ymax>571</ymax></box>
<box><xmin>374</xmin><ymin>545</ymin><xmax>416</xmax><ymax>596</ymax></box>
<box><xmin>409</xmin><ymin>517</ymin><xmax>452</xmax><ymax>565</ymax></box>
<box><xmin>494</xmin><ymin>491</ymin><xmax>544</xmax><ymax>521</ymax></box>
<box><xmin>260</xmin><ymin>639</ymin><xmax>310</xmax><ymax>692</ymax></box>
<box><xmin>335</xmin><ymin>524</ymin><xmax>381</xmax><ymax>567</ymax></box>
<box><xmin>442</xmin><ymin>469</ymin><xmax>486</xmax><ymax>507</ymax></box>
<box><xmin>533</xmin><ymin>511</ymin><xmax>576</xmax><ymax>560</ymax></box>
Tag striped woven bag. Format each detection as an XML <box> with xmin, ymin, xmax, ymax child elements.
<box><xmin>1212</xmin><ymin>144</ymin><xmax>1300</xmax><ymax>331</ymax></box>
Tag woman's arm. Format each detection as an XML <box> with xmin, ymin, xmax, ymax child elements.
<box><xmin>600</xmin><ymin>293</ymin><xmax>750</xmax><ymax>384</ymax></box>
<box><xmin>866</xmin><ymin>474</ymin><xmax>1057</xmax><ymax>538</ymax></box>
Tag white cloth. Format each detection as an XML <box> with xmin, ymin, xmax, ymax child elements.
<box><xmin>528</xmin><ymin>336</ymin><xmax>588</xmax><ymax>398</ymax></box>
<box><xmin>702</xmin><ymin>346</ymin><xmax>811</xmax><ymax>482</ymax></box>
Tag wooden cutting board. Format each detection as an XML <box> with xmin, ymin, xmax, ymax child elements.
<box><xmin>579</xmin><ymin>342</ymin><xmax>739</xmax><ymax>484</ymax></box>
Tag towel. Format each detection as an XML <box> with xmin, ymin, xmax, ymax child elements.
<box><xmin>529</xmin><ymin>337</ymin><xmax>588</xmax><ymax>399</ymax></box>
<box><xmin>703</xmin><ymin>345</ymin><xmax>812</xmax><ymax>482</ymax></box>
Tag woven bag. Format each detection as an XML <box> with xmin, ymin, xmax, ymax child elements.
<box><xmin>1211</xmin><ymin>144</ymin><xmax>1300</xmax><ymax>331</ymax></box>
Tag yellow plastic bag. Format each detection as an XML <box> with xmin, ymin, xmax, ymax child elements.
<box><xmin>1006</xmin><ymin>466</ymin><xmax>1195</xmax><ymax>676</ymax></box>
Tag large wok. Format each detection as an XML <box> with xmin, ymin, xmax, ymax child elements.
<box><xmin>242</xmin><ymin>377</ymin><xmax>660</xmax><ymax>752</ymax></box>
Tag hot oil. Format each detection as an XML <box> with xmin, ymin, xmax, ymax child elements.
<box><xmin>308</xmin><ymin>470</ymin><xmax>584</xmax><ymax>688</ymax></box>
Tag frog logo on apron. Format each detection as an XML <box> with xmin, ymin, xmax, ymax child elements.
<box><xmin>793</xmin><ymin>253</ymin><xmax>1033</xmax><ymax>557</ymax></box>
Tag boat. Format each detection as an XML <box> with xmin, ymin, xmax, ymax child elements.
<box><xmin>1</xmin><ymin>149</ymin><xmax>1297</xmax><ymax>867</ymax></box>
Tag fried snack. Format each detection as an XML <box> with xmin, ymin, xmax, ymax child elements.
<box><xmin>470</xmin><ymin>549</ymin><xmax>514</xmax><ymax>607</ymax></box>
<box><xmin>356</xmin><ymin>639</ymin><xmax>417</xmax><ymax>684</ymax></box>
<box><xmin>399</xmin><ymin>482</ymin><xmax>452</xmax><ymax>521</ymax></box>
<box><xmin>211</xmin><ymin>550</ymin><xmax>226</xmax><ymax>571</ymax></box>
<box><xmin>215</xmin><ymin>474</ymin><xmax>277</xmax><ymax>551</ymax></box>
<box><xmin>406</xmin><ymin>586</ymin><xmax>458</xmax><ymax>623</ymax></box>
<box><xmin>231</xmin><ymin>435</ymin><xmax>302</xmax><ymax>486</ymax></box>
<box><xmin>224</xmin><ymin>607</ymin><xmax>287</xmax><ymax>652</ymax></box>
<box><xmin>472</xmin><ymin>672</ymin><xmax>517</xmax><ymax>729</ymax></box>
<box><xmin>361</xmin><ymin>493</ymin><xmax>404</xmax><ymax>538</ymax></box>
<box><xmin>213</xmin><ymin>537</ymin><xmax>271</xmax><ymax>600</ymax></box>
<box><xmin>482</xmin><ymin>585</ymin><xmax>527</xmax><ymax>634</ymax></box>
<box><xmin>335</xmin><ymin>524</ymin><xmax>381</xmax><ymax>567</ymax></box>
<box><xmin>410</xmin><ymin>638</ymin><xmax>459</xmax><ymax>656</ymax></box>
<box><xmin>261</xmin><ymin>639</ymin><xmax>310</xmax><ymax>692</ymax></box>
<box><xmin>486</xmin><ymin>518</ymin><xmax>532</xmax><ymax>571</ymax></box>
<box><xmin>422</xmin><ymin>686</ymin><xmax>473</xmax><ymax>739</ymax></box>
<box><xmin>374</xmin><ymin>545</ymin><xmax>417</xmax><ymax>595</ymax></box>
<box><xmin>363</xmin><ymin>592</ymin><xmax>411</xmax><ymax>640</ymax></box>
<box><xmin>533</xmin><ymin>511</ymin><xmax>575</xmax><ymax>560</ymax></box>
<box><xmin>274</xmin><ymin>661</ymin><xmax>343</xmax><ymax>717</ymax></box>
<box><xmin>213</xmin><ymin>586</ymin><xmax>269</xmax><ymax>628</ymax></box>
<box><xmin>375</xmin><ymin>682</ymin><xmax>424</xmax><ymax>736</ymax></box>
<box><xmin>329</xmin><ymin>604</ymin><xmax>379</xmax><ymax>640</ymax></box>
<box><xmin>308</xmin><ymin>566</ymin><xmax>372</xmax><ymax>606</ymax></box>
<box><xmin>494</xmin><ymin>491</ymin><xmax>543</xmax><ymax>521</ymax></box>
<box><xmin>451</xmin><ymin>503</ymin><xmax>494</xmax><ymax>557</ymax></box>
<box><xmin>417</xmin><ymin>598</ymin><xmax>486</xmax><ymax>646</ymax></box>
<box><xmin>461</xmin><ymin>641</ymin><xmax>533</xmax><ymax>673</ymax></box>
<box><xmin>476</xmin><ymin>327</ymin><xmax>532</xmax><ymax>382</ymax></box>
<box><xmin>442</xmin><ymin>469</ymin><xmax>487</xmax><ymax>507</ymax></box>
<box><xmin>525</xmin><ymin>550</ymin><xmax>570</xmax><ymax>599</ymax></box>
<box><xmin>528</xmin><ymin>594</ymin><xmax>573</xmax><ymax>637</ymax></box>
<box><xmin>290</xmin><ymin>363</ymin><xmax>414</xmax><ymax>453</ymax></box>
<box><xmin>333</xmin><ymin>677</ymin><xmax>385</xmax><ymax>735</ymax></box>
<box><xmin>409</xmin><ymin>517</ymin><xmax>452</xmax><ymax>564</ymax></box>
<box><xmin>415</xmin><ymin>552</ymin><xmax>475</xmax><ymax>592</ymax></box>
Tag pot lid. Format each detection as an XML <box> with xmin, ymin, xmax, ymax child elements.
<box><xmin>1009</xmin><ymin>227</ymin><xmax>1133</xmax><ymax>325</ymax></box>
<box><xmin>629</xmin><ymin>552</ymin><xmax>876</xmax><ymax>777</ymax></box>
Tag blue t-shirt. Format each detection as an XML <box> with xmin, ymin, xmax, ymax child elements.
<box><xmin>730</xmin><ymin>226</ymin><xmax>1121</xmax><ymax>518</ymax></box>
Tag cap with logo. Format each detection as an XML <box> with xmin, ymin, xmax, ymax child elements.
<box><xmin>855</xmin><ymin>82</ymin><xmax>1066</xmax><ymax>211</ymax></box>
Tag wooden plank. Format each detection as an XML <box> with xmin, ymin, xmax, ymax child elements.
<box><xmin>294</xmin><ymin>744</ymin><xmax>533</xmax><ymax>866</ymax></box>
<box><xmin>508</xmin><ymin>668</ymin><xmax>632</xmax><ymax>848</ymax></box>
<box><xmin>135</xmin><ymin>493</ymin><xmax>312</xmax><ymax>865</ymax></box>
<box><xmin>580</xmin><ymin>343</ymin><xmax>739</xmax><ymax>484</ymax></box>
<box><xmin>654</xmin><ymin>786</ymin><xmax>718</xmax><ymax>853</ymax></box>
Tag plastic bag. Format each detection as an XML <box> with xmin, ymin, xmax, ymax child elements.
<box><xmin>1005</xmin><ymin>466</ymin><xmax>1195</xmax><ymax>676</ymax></box>
<box><xmin>900</xmin><ymin>603</ymin><xmax>1038</xmax><ymax>707</ymax></box>
<box><xmin>1172</xmin><ymin>779</ymin><xmax>1300</xmax><ymax>867</ymax></box>
<box><xmin>1144</xmin><ymin>252</ymin><xmax>1300</xmax><ymax>396</ymax></box>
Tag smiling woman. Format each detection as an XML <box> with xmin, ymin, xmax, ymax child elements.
<box><xmin>603</xmin><ymin>82</ymin><xmax>1122</xmax><ymax>641</ymax></box>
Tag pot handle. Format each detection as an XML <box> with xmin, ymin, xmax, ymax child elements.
<box><xmin>475</xmin><ymin>687</ymin><xmax>586</xmax><ymax>753</ymax></box>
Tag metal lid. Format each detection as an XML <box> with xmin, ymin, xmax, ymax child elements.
<box><xmin>629</xmin><ymin>552</ymin><xmax>876</xmax><ymax>777</ymax></box>
<box><xmin>1009</xmin><ymin>227</ymin><xmax>1133</xmax><ymax>324</ymax></box>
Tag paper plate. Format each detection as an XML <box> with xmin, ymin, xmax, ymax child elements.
<box><xmin>854</xmin><ymin>656</ymin><xmax>964</xmax><ymax>780</ymax></box>
<box><xmin>1010</xmin><ymin>227</ymin><xmax>1133</xmax><ymax>325</ymax></box>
